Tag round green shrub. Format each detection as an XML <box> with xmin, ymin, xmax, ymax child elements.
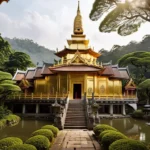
<box><xmin>25</xmin><ymin>135</ymin><xmax>50</xmax><ymax>150</ymax></box>
<box><xmin>101</xmin><ymin>132</ymin><xmax>127</xmax><ymax>150</ymax></box>
<box><xmin>41</xmin><ymin>125</ymin><xmax>59</xmax><ymax>137</ymax></box>
<box><xmin>0</xmin><ymin>137</ymin><xmax>23</xmax><ymax>149</ymax></box>
<box><xmin>93</xmin><ymin>124</ymin><xmax>117</xmax><ymax>136</ymax></box>
<box><xmin>31</xmin><ymin>129</ymin><xmax>54</xmax><ymax>142</ymax></box>
<box><xmin>109</xmin><ymin>139</ymin><xmax>148</xmax><ymax>150</ymax></box>
<box><xmin>99</xmin><ymin>130</ymin><xmax>120</xmax><ymax>142</ymax></box>
<box><xmin>132</xmin><ymin>109</ymin><xmax>144</xmax><ymax>119</ymax></box>
<box><xmin>7</xmin><ymin>144</ymin><xmax>37</xmax><ymax>150</ymax></box>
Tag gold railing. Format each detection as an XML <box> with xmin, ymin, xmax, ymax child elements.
<box><xmin>12</xmin><ymin>93</ymin><xmax>68</xmax><ymax>100</ymax></box>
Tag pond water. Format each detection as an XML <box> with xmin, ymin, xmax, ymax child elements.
<box><xmin>0</xmin><ymin>118</ymin><xmax>150</xmax><ymax>143</ymax></box>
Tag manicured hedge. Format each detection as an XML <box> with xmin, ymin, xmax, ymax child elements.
<box><xmin>0</xmin><ymin>137</ymin><xmax>23</xmax><ymax>149</ymax></box>
<box><xmin>32</xmin><ymin>129</ymin><xmax>54</xmax><ymax>142</ymax></box>
<box><xmin>109</xmin><ymin>139</ymin><xmax>148</xmax><ymax>150</ymax></box>
<box><xmin>7</xmin><ymin>144</ymin><xmax>37</xmax><ymax>150</ymax></box>
<box><xmin>132</xmin><ymin>109</ymin><xmax>144</xmax><ymax>119</ymax></box>
<box><xmin>25</xmin><ymin>135</ymin><xmax>50</xmax><ymax>150</ymax></box>
<box><xmin>99</xmin><ymin>130</ymin><xmax>120</xmax><ymax>142</ymax></box>
<box><xmin>93</xmin><ymin>124</ymin><xmax>117</xmax><ymax>136</ymax></box>
<box><xmin>41</xmin><ymin>125</ymin><xmax>59</xmax><ymax>137</ymax></box>
<box><xmin>101</xmin><ymin>132</ymin><xmax>127</xmax><ymax>150</ymax></box>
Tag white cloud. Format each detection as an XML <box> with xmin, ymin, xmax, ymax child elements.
<box><xmin>0</xmin><ymin>0</ymin><xmax>150</xmax><ymax>51</ymax></box>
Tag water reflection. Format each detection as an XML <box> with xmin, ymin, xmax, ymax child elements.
<box><xmin>0</xmin><ymin>120</ymin><xmax>51</xmax><ymax>141</ymax></box>
<box><xmin>101</xmin><ymin>118</ymin><xmax>150</xmax><ymax>143</ymax></box>
<box><xmin>0</xmin><ymin>118</ymin><xmax>149</xmax><ymax>143</ymax></box>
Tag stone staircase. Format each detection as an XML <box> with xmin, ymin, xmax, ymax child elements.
<box><xmin>64</xmin><ymin>100</ymin><xmax>87</xmax><ymax>129</ymax></box>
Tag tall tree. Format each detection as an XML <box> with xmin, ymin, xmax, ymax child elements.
<box><xmin>4</xmin><ymin>52</ymin><xmax>35</xmax><ymax>75</ymax></box>
<box><xmin>90</xmin><ymin>0</ymin><xmax>150</xmax><ymax>36</ymax></box>
<box><xmin>0</xmin><ymin>71</ymin><xmax>21</xmax><ymax>106</ymax></box>
<box><xmin>118</xmin><ymin>51</ymin><xmax>150</xmax><ymax>84</ymax></box>
<box><xmin>138</xmin><ymin>79</ymin><xmax>150</xmax><ymax>105</ymax></box>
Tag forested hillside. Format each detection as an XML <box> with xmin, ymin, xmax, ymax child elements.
<box><xmin>98</xmin><ymin>35</ymin><xmax>150</xmax><ymax>64</ymax></box>
<box><xmin>4</xmin><ymin>38</ymin><xmax>59</xmax><ymax>65</ymax></box>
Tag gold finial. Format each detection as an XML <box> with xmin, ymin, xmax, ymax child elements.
<box><xmin>74</xmin><ymin>0</ymin><xmax>83</xmax><ymax>35</ymax></box>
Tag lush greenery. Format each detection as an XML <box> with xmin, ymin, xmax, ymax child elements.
<box><xmin>0</xmin><ymin>106</ymin><xmax>20</xmax><ymax>129</ymax></box>
<box><xmin>0</xmin><ymin>137</ymin><xmax>23</xmax><ymax>150</ymax></box>
<box><xmin>5</xmin><ymin>38</ymin><xmax>58</xmax><ymax>65</ymax></box>
<box><xmin>31</xmin><ymin>129</ymin><xmax>54</xmax><ymax>142</ymax></box>
<box><xmin>25</xmin><ymin>135</ymin><xmax>50</xmax><ymax>150</ymax></box>
<box><xmin>0</xmin><ymin>71</ymin><xmax>21</xmax><ymax>105</ymax></box>
<box><xmin>7</xmin><ymin>144</ymin><xmax>37</xmax><ymax>150</ymax></box>
<box><xmin>118</xmin><ymin>52</ymin><xmax>150</xmax><ymax>84</ymax></box>
<box><xmin>138</xmin><ymin>79</ymin><xmax>150</xmax><ymax>105</ymax></box>
<box><xmin>0</xmin><ymin>35</ymin><xmax>34</xmax><ymax>75</ymax></box>
<box><xmin>93</xmin><ymin>124</ymin><xmax>117</xmax><ymax>136</ymax></box>
<box><xmin>90</xmin><ymin>0</ymin><xmax>150</xmax><ymax>36</ymax></box>
<box><xmin>99</xmin><ymin>130</ymin><xmax>119</xmax><ymax>142</ymax></box>
<box><xmin>109</xmin><ymin>139</ymin><xmax>148</xmax><ymax>150</ymax></box>
<box><xmin>101</xmin><ymin>132</ymin><xmax>127</xmax><ymax>150</ymax></box>
<box><xmin>132</xmin><ymin>109</ymin><xmax>144</xmax><ymax>119</ymax></box>
<box><xmin>41</xmin><ymin>125</ymin><xmax>59</xmax><ymax>137</ymax></box>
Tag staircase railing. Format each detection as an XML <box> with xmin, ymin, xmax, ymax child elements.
<box><xmin>61</xmin><ymin>95</ymin><xmax>69</xmax><ymax>129</ymax></box>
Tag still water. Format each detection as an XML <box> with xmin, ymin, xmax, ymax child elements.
<box><xmin>0</xmin><ymin>118</ymin><xmax>150</xmax><ymax>142</ymax></box>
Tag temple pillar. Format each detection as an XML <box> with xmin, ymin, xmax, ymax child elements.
<box><xmin>109</xmin><ymin>104</ymin><xmax>113</xmax><ymax>116</ymax></box>
<box><xmin>22</xmin><ymin>104</ymin><xmax>26</xmax><ymax>114</ymax></box>
<box><xmin>122</xmin><ymin>104</ymin><xmax>126</xmax><ymax>115</ymax></box>
<box><xmin>36</xmin><ymin>104</ymin><xmax>39</xmax><ymax>114</ymax></box>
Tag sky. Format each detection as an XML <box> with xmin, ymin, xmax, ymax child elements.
<box><xmin>0</xmin><ymin>0</ymin><xmax>150</xmax><ymax>52</ymax></box>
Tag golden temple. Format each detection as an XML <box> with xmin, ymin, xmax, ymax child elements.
<box><xmin>13</xmin><ymin>2</ymin><xmax>136</xmax><ymax>100</ymax></box>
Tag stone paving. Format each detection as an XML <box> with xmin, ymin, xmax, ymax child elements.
<box><xmin>51</xmin><ymin>129</ymin><xmax>101</xmax><ymax>150</ymax></box>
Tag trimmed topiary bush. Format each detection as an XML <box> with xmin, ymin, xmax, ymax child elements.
<box><xmin>41</xmin><ymin>125</ymin><xmax>59</xmax><ymax>137</ymax></box>
<box><xmin>109</xmin><ymin>139</ymin><xmax>148</xmax><ymax>150</ymax></box>
<box><xmin>93</xmin><ymin>124</ymin><xmax>117</xmax><ymax>136</ymax></box>
<box><xmin>132</xmin><ymin>109</ymin><xmax>144</xmax><ymax>119</ymax></box>
<box><xmin>31</xmin><ymin>129</ymin><xmax>54</xmax><ymax>142</ymax></box>
<box><xmin>101</xmin><ymin>131</ymin><xmax>127</xmax><ymax>150</ymax></box>
<box><xmin>25</xmin><ymin>135</ymin><xmax>50</xmax><ymax>150</ymax></box>
<box><xmin>7</xmin><ymin>144</ymin><xmax>37</xmax><ymax>150</ymax></box>
<box><xmin>99</xmin><ymin>130</ymin><xmax>120</xmax><ymax>142</ymax></box>
<box><xmin>0</xmin><ymin>137</ymin><xmax>23</xmax><ymax>150</ymax></box>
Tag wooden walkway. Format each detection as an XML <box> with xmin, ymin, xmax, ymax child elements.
<box><xmin>51</xmin><ymin>130</ymin><xmax>100</xmax><ymax>150</ymax></box>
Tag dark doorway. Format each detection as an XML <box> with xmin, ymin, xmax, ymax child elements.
<box><xmin>73</xmin><ymin>84</ymin><xmax>81</xmax><ymax>99</ymax></box>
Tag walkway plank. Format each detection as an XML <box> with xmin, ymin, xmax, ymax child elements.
<box><xmin>51</xmin><ymin>130</ymin><xmax>101</xmax><ymax>150</ymax></box>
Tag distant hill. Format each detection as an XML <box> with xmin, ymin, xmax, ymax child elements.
<box><xmin>4</xmin><ymin>38</ymin><xmax>59</xmax><ymax>65</ymax></box>
<box><xmin>98</xmin><ymin>35</ymin><xmax>150</xmax><ymax>64</ymax></box>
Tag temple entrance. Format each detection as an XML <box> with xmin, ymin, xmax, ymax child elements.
<box><xmin>73</xmin><ymin>84</ymin><xmax>81</xmax><ymax>99</ymax></box>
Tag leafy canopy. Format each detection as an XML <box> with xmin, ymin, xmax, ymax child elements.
<box><xmin>0</xmin><ymin>71</ymin><xmax>21</xmax><ymax>105</ymax></box>
<box><xmin>90</xmin><ymin>0</ymin><xmax>150</xmax><ymax>36</ymax></box>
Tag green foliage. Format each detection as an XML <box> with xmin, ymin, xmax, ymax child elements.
<box><xmin>4</xmin><ymin>52</ymin><xmax>35</xmax><ymax>75</ymax></box>
<box><xmin>93</xmin><ymin>124</ymin><xmax>117</xmax><ymax>136</ymax></box>
<box><xmin>5</xmin><ymin>38</ymin><xmax>58</xmax><ymax>65</ymax></box>
<box><xmin>4</xmin><ymin>114</ymin><xmax>20</xmax><ymax>122</ymax></box>
<box><xmin>138</xmin><ymin>79</ymin><xmax>150</xmax><ymax>105</ymax></box>
<box><xmin>0</xmin><ymin>71</ymin><xmax>21</xmax><ymax>105</ymax></box>
<box><xmin>132</xmin><ymin>109</ymin><xmax>144</xmax><ymax>119</ymax></box>
<box><xmin>109</xmin><ymin>139</ymin><xmax>148</xmax><ymax>150</ymax></box>
<box><xmin>32</xmin><ymin>129</ymin><xmax>54</xmax><ymax>142</ymax></box>
<box><xmin>41</xmin><ymin>125</ymin><xmax>59</xmax><ymax>137</ymax></box>
<box><xmin>101</xmin><ymin>132</ymin><xmax>127</xmax><ymax>150</ymax></box>
<box><xmin>118</xmin><ymin>52</ymin><xmax>150</xmax><ymax>84</ymax></box>
<box><xmin>0</xmin><ymin>137</ymin><xmax>23</xmax><ymax>150</ymax></box>
<box><xmin>7</xmin><ymin>144</ymin><xmax>37</xmax><ymax>150</ymax></box>
<box><xmin>90</xmin><ymin>0</ymin><xmax>149</xmax><ymax>36</ymax></box>
<box><xmin>0</xmin><ymin>106</ymin><xmax>11</xmax><ymax>119</ymax></box>
<box><xmin>99</xmin><ymin>130</ymin><xmax>119</xmax><ymax>142</ymax></box>
<box><xmin>25</xmin><ymin>135</ymin><xmax>50</xmax><ymax>150</ymax></box>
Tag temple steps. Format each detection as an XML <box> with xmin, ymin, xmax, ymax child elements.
<box><xmin>64</xmin><ymin>100</ymin><xmax>87</xmax><ymax>129</ymax></box>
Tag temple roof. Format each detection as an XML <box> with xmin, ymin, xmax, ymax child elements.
<box><xmin>13</xmin><ymin>69</ymin><xmax>26</xmax><ymax>81</ymax></box>
<box><xmin>49</xmin><ymin>65</ymin><xmax>101</xmax><ymax>72</ymax></box>
<box><xmin>41</xmin><ymin>62</ymin><xmax>54</xmax><ymax>75</ymax></box>
<box><xmin>25</xmin><ymin>68</ymin><xmax>36</xmax><ymax>80</ymax></box>
<box><xmin>34</xmin><ymin>67</ymin><xmax>43</xmax><ymax>78</ymax></box>
<box><xmin>55</xmin><ymin>48</ymin><xmax>100</xmax><ymax>58</ymax></box>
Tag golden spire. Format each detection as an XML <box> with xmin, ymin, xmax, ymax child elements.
<box><xmin>74</xmin><ymin>1</ymin><xmax>83</xmax><ymax>35</ymax></box>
